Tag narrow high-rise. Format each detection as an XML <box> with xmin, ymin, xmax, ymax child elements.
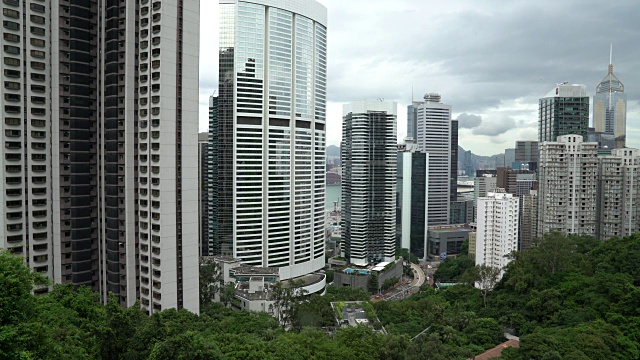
<box><xmin>593</xmin><ymin>47</ymin><xmax>627</xmax><ymax>149</ymax></box>
<box><xmin>414</xmin><ymin>93</ymin><xmax>452</xmax><ymax>225</ymax></box>
<box><xmin>215</xmin><ymin>0</ymin><xmax>327</xmax><ymax>279</ymax></box>
<box><xmin>475</xmin><ymin>191</ymin><xmax>518</xmax><ymax>277</ymax></box>
<box><xmin>397</xmin><ymin>139</ymin><xmax>428</xmax><ymax>260</ymax></box>
<box><xmin>342</xmin><ymin>100</ymin><xmax>397</xmax><ymax>265</ymax></box>
<box><xmin>538</xmin><ymin>83</ymin><xmax>589</xmax><ymax>143</ymax></box>
<box><xmin>537</xmin><ymin>135</ymin><xmax>598</xmax><ymax>238</ymax></box>
<box><xmin>0</xmin><ymin>0</ymin><xmax>200</xmax><ymax>313</ymax></box>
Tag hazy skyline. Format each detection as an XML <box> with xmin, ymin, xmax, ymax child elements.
<box><xmin>199</xmin><ymin>0</ymin><xmax>640</xmax><ymax>156</ymax></box>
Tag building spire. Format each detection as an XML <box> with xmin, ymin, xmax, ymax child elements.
<box><xmin>609</xmin><ymin>43</ymin><xmax>613</xmax><ymax>74</ymax></box>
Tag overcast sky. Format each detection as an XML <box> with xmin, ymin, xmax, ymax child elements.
<box><xmin>198</xmin><ymin>0</ymin><xmax>640</xmax><ymax>156</ymax></box>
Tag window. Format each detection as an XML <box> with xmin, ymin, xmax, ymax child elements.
<box><xmin>31</xmin><ymin>85</ymin><xmax>45</xmax><ymax>93</ymax></box>
<box><xmin>31</xmin><ymin>73</ymin><xmax>47</xmax><ymax>81</ymax></box>
<box><xmin>3</xmin><ymin>69</ymin><xmax>19</xmax><ymax>79</ymax></box>
<box><xmin>30</xmin><ymin>26</ymin><xmax>45</xmax><ymax>36</ymax></box>
<box><xmin>4</xmin><ymin>93</ymin><xmax>19</xmax><ymax>102</ymax></box>
<box><xmin>30</xmin><ymin>38</ymin><xmax>45</xmax><ymax>47</ymax></box>
<box><xmin>31</xmin><ymin>61</ymin><xmax>45</xmax><ymax>70</ymax></box>
<box><xmin>4</xmin><ymin>45</ymin><xmax>19</xmax><ymax>54</ymax></box>
<box><xmin>30</xmin><ymin>15</ymin><xmax>45</xmax><ymax>24</ymax></box>
<box><xmin>30</xmin><ymin>3</ymin><xmax>45</xmax><ymax>13</ymax></box>
<box><xmin>3</xmin><ymin>33</ymin><xmax>19</xmax><ymax>42</ymax></box>
<box><xmin>3</xmin><ymin>21</ymin><xmax>19</xmax><ymax>30</ymax></box>
<box><xmin>2</xmin><ymin>9</ymin><xmax>19</xmax><ymax>19</ymax></box>
<box><xmin>5</xmin><ymin>105</ymin><xmax>20</xmax><ymax>113</ymax></box>
<box><xmin>4</xmin><ymin>81</ymin><xmax>20</xmax><ymax>89</ymax></box>
<box><xmin>31</xmin><ymin>96</ymin><xmax>45</xmax><ymax>104</ymax></box>
<box><xmin>4</xmin><ymin>117</ymin><xmax>20</xmax><ymax>126</ymax></box>
<box><xmin>3</xmin><ymin>57</ymin><xmax>19</xmax><ymax>66</ymax></box>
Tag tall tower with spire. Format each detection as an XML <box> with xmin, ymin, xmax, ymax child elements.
<box><xmin>593</xmin><ymin>45</ymin><xmax>627</xmax><ymax>148</ymax></box>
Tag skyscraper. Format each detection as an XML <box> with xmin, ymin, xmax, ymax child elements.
<box><xmin>199</xmin><ymin>133</ymin><xmax>210</xmax><ymax>257</ymax></box>
<box><xmin>342</xmin><ymin>100</ymin><xmax>397</xmax><ymax>265</ymax></box>
<box><xmin>450</xmin><ymin>119</ymin><xmax>459</xmax><ymax>200</ymax></box>
<box><xmin>397</xmin><ymin>139</ymin><xmax>428</xmax><ymax>260</ymax></box>
<box><xmin>515</xmin><ymin>141</ymin><xmax>539</xmax><ymax>163</ymax></box>
<box><xmin>215</xmin><ymin>0</ymin><xmax>327</xmax><ymax>279</ymax></box>
<box><xmin>596</xmin><ymin>148</ymin><xmax>640</xmax><ymax>240</ymax></box>
<box><xmin>0</xmin><ymin>0</ymin><xmax>200</xmax><ymax>313</ymax></box>
<box><xmin>538</xmin><ymin>83</ymin><xmax>589</xmax><ymax>143</ymax></box>
<box><xmin>520</xmin><ymin>190</ymin><xmax>538</xmax><ymax>251</ymax></box>
<box><xmin>537</xmin><ymin>135</ymin><xmax>598</xmax><ymax>238</ymax></box>
<box><xmin>475</xmin><ymin>191</ymin><xmax>518</xmax><ymax>277</ymax></box>
<box><xmin>593</xmin><ymin>48</ymin><xmax>627</xmax><ymax>148</ymax></box>
<box><xmin>206</xmin><ymin>95</ymin><xmax>219</xmax><ymax>257</ymax></box>
<box><xmin>414</xmin><ymin>93</ymin><xmax>452</xmax><ymax>225</ymax></box>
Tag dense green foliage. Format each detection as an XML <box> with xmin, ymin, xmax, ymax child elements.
<box><xmin>375</xmin><ymin>232</ymin><xmax>640</xmax><ymax>359</ymax></box>
<box><xmin>1</xmin><ymin>232</ymin><xmax>639</xmax><ymax>359</ymax></box>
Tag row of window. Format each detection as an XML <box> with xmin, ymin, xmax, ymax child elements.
<box><xmin>139</xmin><ymin>108</ymin><xmax>160</xmax><ymax>116</ymax></box>
<box><xmin>139</xmin><ymin>60</ymin><xmax>160</xmax><ymax>71</ymax></box>
<box><xmin>4</xmin><ymin>105</ymin><xmax>46</xmax><ymax>115</ymax></box>
<box><xmin>3</xmin><ymin>33</ymin><xmax>45</xmax><ymax>46</ymax></box>
<box><xmin>5</xmin><ymin>118</ymin><xmax>46</xmax><ymax>127</ymax></box>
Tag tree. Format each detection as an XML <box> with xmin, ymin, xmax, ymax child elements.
<box><xmin>270</xmin><ymin>279</ymin><xmax>307</xmax><ymax>328</ymax></box>
<box><xmin>464</xmin><ymin>264</ymin><xmax>501</xmax><ymax>307</ymax></box>
<box><xmin>397</xmin><ymin>248</ymin><xmax>419</xmax><ymax>264</ymax></box>
<box><xmin>219</xmin><ymin>282</ymin><xmax>236</xmax><ymax>308</ymax></box>
<box><xmin>199</xmin><ymin>258</ymin><xmax>222</xmax><ymax>306</ymax></box>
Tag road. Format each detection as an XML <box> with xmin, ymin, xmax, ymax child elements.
<box><xmin>380</xmin><ymin>262</ymin><xmax>427</xmax><ymax>301</ymax></box>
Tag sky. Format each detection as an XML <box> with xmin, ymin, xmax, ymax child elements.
<box><xmin>198</xmin><ymin>0</ymin><xmax>640</xmax><ymax>156</ymax></box>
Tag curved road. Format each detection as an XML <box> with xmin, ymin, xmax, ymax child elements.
<box><xmin>409</xmin><ymin>263</ymin><xmax>426</xmax><ymax>288</ymax></box>
<box><xmin>380</xmin><ymin>262</ymin><xmax>427</xmax><ymax>301</ymax></box>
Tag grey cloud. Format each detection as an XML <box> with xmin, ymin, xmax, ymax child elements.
<box><xmin>472</xmin><ymin>116</ymin><xmax>516</xmax><ymax>136</ymax></box>
<box><xmin>457</xmin><ymin>113</ymin><xmax>483</xmax><ymax>129</ymax></box>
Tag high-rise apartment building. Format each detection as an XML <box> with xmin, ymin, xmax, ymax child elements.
<box><xmin>537</xmin><ymin>135</ymin><xmax>598</xmax><ymax>238</ymax></box>
<box><xmin>342</xmin><ymin>100</ymin><xmax>397</xmax><ymax>265</ymax></box>
<box><xmin>538</xmin><ymin>83</ymin><xmax>589</xmax><ymax>143</ymax></box>
<box><xmin>593</xmin><ymin>49</ymin><xmax>627</xmax><ymax>148</ymax></box>
<box><xmin>0</xmin><ymin>0</ymin><xmax>200</xmax><ymax>313</ymax></box>
<box><xmin>475</xmin><ymin>191</ymin><xmax>518</xmax><ymax>275</ymax></box>
<box><xmin>215</xmin><ymin>0</ymin><xmax>327</xmax><ymax>279</ymax></box>
<box><xmin>515</xmin><ymin>141</ymin><xmax>539</xmax><ymax>163</ymax></box>
<box><xmin>596</xmin><ymin>148</ymin><xmax>640</xmax><ymax>240</ymax></box>
<box><xmin>397</xmin><ymin>140</ymin><xmax>428</xmax><ymax>260</ymax></box>
<box><xmin>414</xmin><ymin>93</ymin><xmax>452</xmax><ymax>225</ymax></box>
<box><xmin>199</xmin><ymin>133</ymin><xmax>209</xmax><ymax>256</ymax></box>
<box><xmin>450</xmin><ymin>119</ymin><xmax>458</xmax><ymax>200</ymax></box>
<box><xmin>520</xmin><ymin>190</ymin><xmax>538</xmax><ymax>251</ymax></box>
<box><xmin>206</xmin><ymin>95</ymin><xmax>218</xmax><ymax>257</ymax></box>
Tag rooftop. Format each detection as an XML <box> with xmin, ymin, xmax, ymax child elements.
<box><xmin>473</xmin><ymin>339</ymin><xmax>519</xmax><ymax>360</ymax></box>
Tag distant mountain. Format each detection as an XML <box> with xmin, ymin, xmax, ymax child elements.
<box><xmin>327</xmin><ymin>145</ymin><xmax>340</xmax><ymax>157</ymax></box>
<box><xmin>458</xmin><ymin>145</ymin><xmax>503</xmax><ymax>175</ymax></box>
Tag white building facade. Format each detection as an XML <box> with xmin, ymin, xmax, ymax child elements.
<box><xmin>216</xmin><ymin>0</ymin><xmax>327</xmax><ymax>279</ymax></box>
<box><xmin>413</xmin><ymin>93</ymin><xmax>452</xmax><ymax>226</ymax></box>
<box><xmin>596</xmin><ymin>148</ymin><xmax>640</xmax><ymax>240</ymax></box>
<box><xmin>342</xmin><ymin>100</ymin><xmax>397</xmax><ymax>265</ymax></box>
<box><xmin>475</xmin><ymin>192</ymin><xmax>518</xmax><ymax>274</ymax></box>
<box><xmin>537</xmin><ymin>135</ymin><xmax>598</xmax><ymax>238</ymax></box>
<box><xmin>0</xmin><ymin>0</ymin><xmax>200</xmax><ymax>314</ymax></box>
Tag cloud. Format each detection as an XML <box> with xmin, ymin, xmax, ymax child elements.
<box><xmin>457</xmin><ymin>113</ymin><xmax>483</xmax><ymax>129</ymax></box>
<box><xmin>198</xmin><ymin>0</ymin><xmax>640</xmax><ymax>155</ymax></box>
<box><xmin>472</xmin><ymin>116</ymin><xmax>516</xmax><ymax>136</ymax></box>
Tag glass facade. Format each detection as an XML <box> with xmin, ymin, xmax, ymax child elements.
<box><xmin>216</xmin><ymin>0</ymin><xmax>327</xmax><ymax>279</ymax></box>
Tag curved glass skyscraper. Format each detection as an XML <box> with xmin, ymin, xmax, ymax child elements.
<box><xmin>216</xmin><ymin>0</ymin><xmax>327</xmax><ymax>279</ymax></box>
